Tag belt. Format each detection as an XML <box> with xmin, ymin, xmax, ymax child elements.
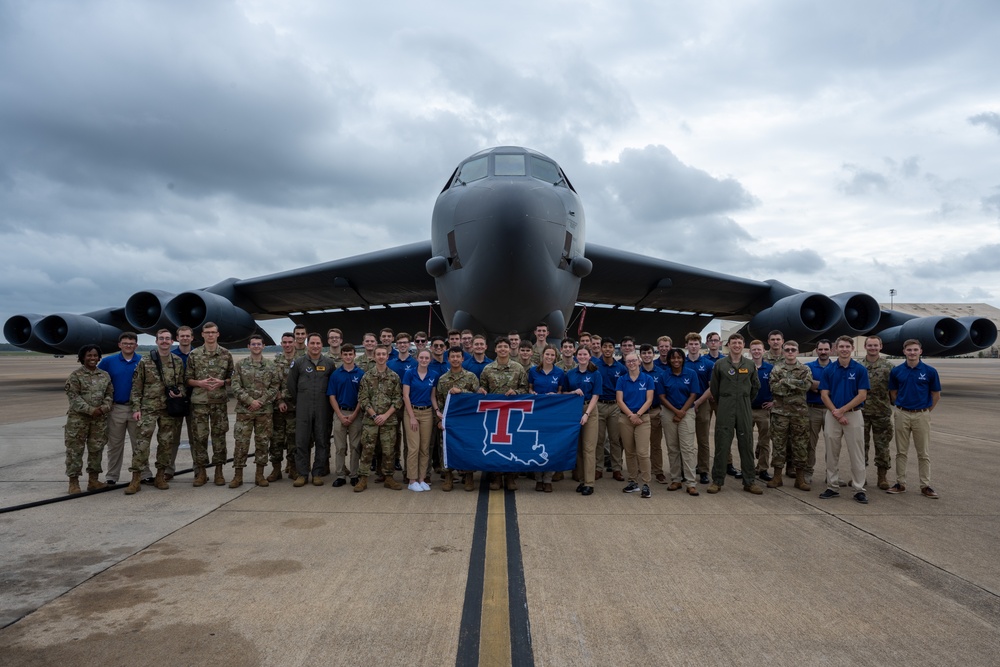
<box><xmin>413</xmin><ymin>405</ymin><xmax>432</xmax><ymax>410</ymax></box>
<box><xmin>114</xmin><ymin>401</ymin><xmax>130</xmax><ymax>405</ymax></box>
<box><xmin>599</xmin><ymin>399</ymin><xmax>617</xmax><ymax>404</ymax></box>
<box><xmin>340</xmin><ymin>405</ymin><xmax>356</xmax><ymax>411</ymax></box>
<box><xmin>808</xmin><ymin>404</ymin><xmax>828</xmax><ymax>409</ymax></box>
<box><xmin>896</xmin><ymin>406</ymin><xmax>929</xmax><ymax>413</ymax></box>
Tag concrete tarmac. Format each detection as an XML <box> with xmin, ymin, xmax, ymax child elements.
<box><xmin>0</xmin><ymin>355</ymin><xmax>998</xmax><ymax>666</ymax></box>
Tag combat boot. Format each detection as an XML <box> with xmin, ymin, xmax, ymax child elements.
<box><xmin>464</xmin><ymin>473</ymin><xmax>475</xmax><ymax>492</ymax></box>
<box><xmin>255</xmin><ymin>464</ymin><xmax>269</xmax><ymax>487</ymax></box>
<box><xmin>505</xmin><ymin>473</ymin><xmax>518</xmax><ymax>491</ymax></box>
<box><xmin>154</xmin><ymin>469</ymin><xmax>169</xmax><ymax>490</ymax></box>
<box><xmin>766</xmin><ymin>468</ymin><xmax>783</xmax><ymax>488</ymax></box>
<box><xmin>87</xmin><ymin>472</ymin><xmax>107</xmax><ymax>491</ymax></box>
<box><xmin>229</xmin><ymin>469</ymin><xmax>243</xmax><ymax>489</ymax></box>
<box><xmin>266</xmin><ymin>464</ymin><xmax>282</xmax><ymax>483</ymax></box>
<box><xmin>124</xmin><ymin>471</ymin><xmax>142</xmax><ymax>495</ymax></box>
<box><xmin>877</xmin><ymin>467</ymin><xmax>890</xmax><ymax>490</ymax></box>
<box><xmin>353</xmin><ymin>476</ymin><xmax>368</xmax><ymax>493</ymax></box>
<box><xmin>292</xmin><ymin>474</ymin><xmax>308</xmax><ymax>487</ymax></box>
<box><xmin>193</xmin><ymin>466</ymin><xmax>208</xmax><ymax>487</ymax></box>
<box><xmin>214</xmin><ymin>464</ymin><xmax>226</xmax><ymax>486</ymax></box>
<box><xmin>384</xmin><ymin>475</ymin><xmax>403</xmax><ymax>490</ymax></box>
<box><xmin>67</xmin><ymin>476</ymin><xmax>81</xmax><ymax>494</ymax></box>
<box><xmin>489</xmin><ymin>474</ymin><xmax>502</xmax><ymax>491</ymax></box>
<box><xmin>794</xmin><ymin>469</ymin><xmax>811</xmax><ymax>491</ymax></box>
<box><xmin>442</xmin><ymin>471</ymin><xmax>454</xmax><ymax>492</ymax></box>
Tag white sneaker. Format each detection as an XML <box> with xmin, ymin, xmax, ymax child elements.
<box><xmin>419</xmin><ymin>481</ymin><xmax>431</xmax><ymax>491</ymax></box>
<box><xmin>408</xmin><ymin>482</ymin><xmax>422</xmax><ymax>492</ymax></box>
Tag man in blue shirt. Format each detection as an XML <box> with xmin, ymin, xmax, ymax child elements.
<box><xmin>749</xmin><ymin>340</ymin><xmax>774</xmax><ymax>480</ymax></box>
<box><xmin>97</xmin><ymin>331</ymin><xmax>147</xmax><ymax>486</ymax></box>
<box><xmin>888</xmin><ymin>339</ymin><xmax>942</xmax><ymax>498</ymax></box>
<box><xmin>819</xmin><ymin>336</ymin><xmax>870</xmax><ymax>504</ymax></box>
<box><xmin>685</xmin><ymin>332</ymin><xmax>715</xmax><ymax>484</ymax></box>
<box><xmin>596</xmin><ymin>338</ymin><xmax>627</xmax><ymax>481</ymax></box>
<box><xmin>804</xmin><ymin>339</ymin><xmax>833</xmax><ymax>484</ymax></box>
<box><xmin>461</xmin><ymin>334</ymin><xmax>493</xmax><ymax>379</ymax></box>
<box><xmin>328</xmin><ymin>345</ymin><xmax>366</xmax><ymax>487</ymax></box>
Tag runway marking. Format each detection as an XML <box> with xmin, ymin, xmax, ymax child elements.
<box><xmin>456</xmin><ymin>478</ymin><xmax>535</xmax><ymax>667</ymax></box>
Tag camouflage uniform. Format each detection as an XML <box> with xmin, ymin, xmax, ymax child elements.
<box><xmin>187</xmin><ymin>345</ymin><xmax>235</xmax><ymax>468</ymax></box>
<box><xmin>557</xmin><ymin>358</ymin><xmax>577</xmax><ymax>372</ymax></box>
<box><xmin>357</xmin><ymin>367</ymin><xmax>403</xmax><ymax>477</ymax></box>
<box><xmin>435</xmin><ymin>368</ymin><xmax>480</xmax><ymax>472</ymax></box>
<box><xmin>64</xmin><ymin>366</ymin><xmax>113</xmax><ymax>477</ymax></box>
<box><xmin>355</xmin><ymin>353</ymin><xmax>377</xmax><ymax>374</ymax></box>
<box><xmin>768</xmin><ymin>361</ymin><xmax>813</xmax><ymax>470</ymax></box>
<box><xmin>231</xmin><ymin>357</ymin><xmax>280</xmax><ymax>469</ymax></box>
<box><xmin>861</xmin><ymin>355</ymin><xmax>894</xmax><ymax>471</ymax></box>
<box><xmin>130</xmin><ymin>353</ymin><xmax>185</xmax><ymax>472</ymax></box>
<box><xmin>270</xmin><ymin>353</ymin><xmax>298</xmax><ymax>470</ymax></box>
<box><xmin>479</xmin><ymin>360</ymin><xmax>529</xmax><ymax>395</ymax></box>
<box><xmin>762</xmin><ymin>350</ymin><xmax>783</xmax><ymax>365</ymax></box>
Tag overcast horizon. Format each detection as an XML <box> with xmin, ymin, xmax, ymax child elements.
<box><xmin>3</xmin><ymin>1</ymin><xmax>999</xmax><ymax>345</ymax></box>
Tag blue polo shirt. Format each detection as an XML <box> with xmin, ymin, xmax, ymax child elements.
<box><xmin>684</xmin><ymin>355</ymin><xmax>713</xmax><ymax>395</ymax></box>
<box><xmin>429</xmin><ymin>358</ymin><xmax>449</xmax><ymax>378</ymax></box>
<box><xmin>97</xmin><ymin>352</ymin><xmax>142</xmax><ymax>404</ymax></box>
<box><xmin>889</xmin><ymin>361</ymin><xmax>941</xmax><ymax>410</ymax></box>
<box><xmin>462</xmin><ymin>355</ymin><xmax>493</xmax><ymax>379</ymax></box>
<box><xmin>751</xmin><ymin>361</ymin><xmax>774</xmax><ymax>409</ymax></box>
<box><xmin>819</xmin><ymin>359</ymin><xmax>870</xmax><ymax>410</ymax></box>
<box><xmin>661</xmin><ymin>368</ymin><xmax>701</xmax><ymax>409</ymax></box>
<box><xmin>326</xmin><ymin>365</ymin><xmax>365</xmax><ymax>410</ymax></box>
<box><xmin>653</xmin><ymin>358</ymin><xmax>671</xmax><ymax>373</ymax></box>
<box><xmin>805</xmin><ymin>359</ymin><xmax>831</xmax><ymax>405</ymax></box>
<box><xmin>528</xmin><ymin>365</ymin><xmax>565</xmax><ymax>394</ymax></box>
<box><xmin>596</xmin><ymin>357</ymin><xmax>627</xmax><ymax>401</ymax></box>
<box><xmin>402</xmin><ymin>368</ymin><xmax>438</xmax><ymax>407</ymax></box>
<box><xmin>562</xmin><ymin>367</ymin><xmax>598</xmax><ymax>401</ymax></box>
<box><xmin>615</xmin><ymin>371</ymin><xmax>656</xmax><ymax>413</ymax></box>
<box><xmin>387</xmin><ymin>355</ymin><xmax>417</xmax><ymax>380</ymax></box>
<box><xmin>171</xmin><ymin>347</ymin><xmax>190</xmax><ymax>367</ymax></box>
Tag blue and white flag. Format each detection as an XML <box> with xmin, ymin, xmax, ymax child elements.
<box><xmin>442</xmin><ymin>393</ymin><xmax>583</xmax><ymax>472</ymax></box>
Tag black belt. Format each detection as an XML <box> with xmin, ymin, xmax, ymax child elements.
<box><xmin>340</xmin><ymin>405</ymin><xmax>356</xmax><ymax>411</ymax></box>
<box><xmin>599</xmin><ymin>399</ymin><xmax>617</xmax><ymax>404</ymax></box>
<box><xmin>114</xmin><ymin>401</ymin><xmax>129</xmax><ymax>405</ymax></box>
<box><xmin>413</xmin><ymin>406</ymin><xmax>432</xmax><ymax>410</ymax></box>
<box><xmin>896</xmin><ymin>406</ymin><xmax>929</xmax><ymax>413</ymax></box>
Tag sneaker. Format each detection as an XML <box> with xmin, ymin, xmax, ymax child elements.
<box><xmin>887</xmin><ymin>483</ymin><xmax>906</xmax><ymax>494</ymax></box>
<box><xmin>818</xmin><ymin>489</ymin><xmax>840</xmax><ymax>499</ymax></box>
<box><xmin>854</xmin><ymin>491</ymin><xmax>869</xmax><ymax>504</ymax></box>
<box><xmin>419</xmin><ymin>481</ymin><xmax>431</xmax><ymax>491</ymax></box>
<box><xmin>920</xmin><ymin>486</ymin><xmax>939</xmax><ymax>499</ymax></box>
<box><xmin>623</xmin><ymin>481</ymin><xmax>640</xmax><ymax>493</ymax></box>
<box><xmin>408</xmin><ymin>482</ymin><xmax>422</xmax><ymax>492</ymax></box>
<box><xmin>640</xmin><ymin>484</ymin><xmax>651</xmax><ymax>499</ymax></box>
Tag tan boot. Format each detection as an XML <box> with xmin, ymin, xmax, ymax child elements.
<box><xmin>255</xmin><ymin>464</ymin><xmax>269</xmax><ymax>487</ymax></box>
<box><xmin>766</xmin><ymin>467</ymin><xmax>783</xmax><ymax>488</ymax></box>
<box><xmin>505</xmin><ymin>473</ymin><xmax>518</xmax><ymax>491</ymax></box>
<box><xmin>489</xmin><ymin>473</ymin><xmax>502</xmax><ymax>491</ymax></box>
<box><xmin>266</xmin><ymin>464</ymin><xmax>282</xmax><ymax>483</ymax></box>
<box><xmin>124</xmin><ymin>471</ymin><xmax>142</xmax><ymax>495</ymax></box>
<box><xmin>353</xmin><ymin>476</ymin><xmax>368</xmax><ymax>493</ymax></box>
<box><xmin>214</xmin><ymin>464</ymin><xmax>226</xmax><ymax>486</ymax></box>
<box><xmin>794</xmin><ymin>469</ymin><xmax>811</xmax><ymax>491</ymax></box>
<box><xmin>442</xmin><ymin>471</ymin><xmax>454</xmax><ymax>492</ymax></box>
<box><xmin>384</xmin><ymin>475</ymin><xmax>403</xmax><ymax>490</ymax></box>
<box><xmin>877</xmin><ymin>467</ymin><xmax>890</xmax><ymax>490</ymax></box>
<box><xmin>464</xmin><ymin>473</ymin><xmax>475</xmax><ymax>492</ymax></box>
<box><xmin>154</xmin><ymin>469</ymin><xmax>169</xmax><ymax>490</ymax></box>
<box><xmin>67</xmin><ymin>476</ymin><xmax>81</xmax><ymax>494</ymax></box>
<box><xmin>193</xmin><ymin>466</ymin><xmax>208</xmax><ymax>487</ymax></box>
<box><xmin>229</xmin><ymin>469</ymin><xmax>243</xmax><ymax>489</ymax></box>
<box><xmin>87</xmin><ymin>472</ymin><xmax>107</xmax><ymax>491</ymax></box>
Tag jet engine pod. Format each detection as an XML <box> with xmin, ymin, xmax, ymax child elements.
<box><xmin>829</xmin><ymin>292</ymin><xmax>881</xmax><ymax>336</ymax></box>
<box><xmin>748</xmin><ymin>293</ymin><xmax>841</xmax><ymax>343</ymax></box>
<box><xmin>165</xmin><ymin>291</ymin><xmax>257</xmax><ymax>342</ymax></box>
<box><xmin>940</xmin><ymin>316</ymin><xmax>998</xmax><ymax>356</ymax></box>
<box><xmin>879</xmin><ymin>316</ymin><xmax>964</xmax><ymax>356</ymax></box>
<box><xmin>36</xmin><ymin>313</ymin><xmax>123</xmax><ymax>354</ymax></box>
<box><xmin>3</xmin><ymin>314</ymin><xmax>64</xmax><ymax>354</ymax></box>
<box><xmin>125</xmin><ymin>290</ymin><xmax>177</xmax><ymax>334</ymax></box>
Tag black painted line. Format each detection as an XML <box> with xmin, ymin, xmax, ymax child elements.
<box><xmin>456</xmin><ymin>475</ymin><xmax>491</xmax><ymax>667</ymax></box>
<box><xmin>504</xmin><ymin>487</ymin><xmax>535</xmax><ymax>667</ymax></box>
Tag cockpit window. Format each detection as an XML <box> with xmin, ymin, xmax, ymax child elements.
<box><xmin>529</xmin><ymin>156</ymin><xmax>561</xmax><ymax>185</ymax></box>
<box><xmin>452</xmin><ymin>156</ymin><xmax>488</xmax><ymax>187</ymax></box>
<box><xmin>494</xmin><ymin>154</ymin><xmax>526</xmax><ymax>176</ymax></box>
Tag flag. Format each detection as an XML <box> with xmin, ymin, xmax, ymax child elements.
<box><xmin>442</xmin><ymin>393</ymin><xmax>583</xmax><ymax>472</ymax></box>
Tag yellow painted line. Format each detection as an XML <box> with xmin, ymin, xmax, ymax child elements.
<box><xmin>479</xmin><ymin>487</ymin><xmax>511</xmax><ymax>667</ymax></box>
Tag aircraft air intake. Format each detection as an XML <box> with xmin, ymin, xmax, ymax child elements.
<box><xmin>35</xmin><ymin>314</ymin><xmax>123</xmax><ymax>354</ymax></box>
<box><xmin>125</xmin><ymin>290</ymin><xmax>178</xmax><ymax>334</ymax></box>
<box><xmin>829</xmin><ymin>292</ymin><xmax>881</xmax><ymax>336</ymax></box>
<box><xmin>164</xmin><ymin>291</ymin><xmax>257</xmax><ymax>342</ymax></box>
<box><xmin>878</xmin><ymin>316</ymin><xmax>965</xmax><ymax>356</ymax></box>
<box><xmin>3</xmin><ymin>314</ymin><xmax>63</xmax><ymax>354</ymax></box>
<box><xmin>748</xmin><ymin>293</ymin><xmax>841</xmax><ymax>343</ymax></box>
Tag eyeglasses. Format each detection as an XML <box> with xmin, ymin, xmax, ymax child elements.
<box><xmin>432</xmin><ymin>343</ymin><xmax>445</xmax><ymax>347</ymax></box>
<box><xmin>783</xmin><ymin>348</ymin><xmax>797</xmax><ymax>352</ymax></box>
<box><xmin>414</xmin><ymin>339</ymin><xmax>426</xmax><ymax>343</ymax></box>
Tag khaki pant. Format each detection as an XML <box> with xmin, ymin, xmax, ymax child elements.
<box><xmin>575</xmin><ymin>407</ymin><xmax>600</xmax><ymax>485</ymax></box>
<box><xmin>106</xmin><ymin>404</ymin><xmax>144</xmax><ymax>482</ymax></box>
<box><xmin>648</xmin><ymin>406</ymin><xmax>665</xmax><ymax>476</ymax></box>
<box><xmin>404</xmin><ymin>408</ymin><xmax>434</xmax><ymax>481</ymax></box>
<box><xmin>596</xmin><ymin>401</ymin><xmax>622</xmax><ymax>472</ymax></box>
<box><xmin>694</xmin><ymin>400</ymin><xmax>716</xmax><ymax>474</ymax></box>
<box><xmin>893</xmin><ymin>408</ymin><xmax>932</xmax><ymax>489</ymax></box>
<box><xmin>824</xmin><ymin>410</ymin><xmax>865</xmax><ymax>492</ymax></box>
<box><xmin>333</xmin><ymin>414</ymin><xmax>363</xmax><ymax>480</ymax></box>
<box><xmin>664</xmin><ymin>410</ymin><xmax>697</xmax><ymax>488</ymax></box>
<box><xmin>806</xmin><ymin>404</ymin><xmax>826</xmax><ymax>475</ymax></box>
<box><xmin>618</xmin><ymin>413</ymin><xmax>651</xmax><ymax>484</ymax></box>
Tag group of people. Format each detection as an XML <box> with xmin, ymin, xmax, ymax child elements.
<box><xmin>63</xmin><ymin>322</ymin><xmax>943</xmax><ymax>503</ymax></box>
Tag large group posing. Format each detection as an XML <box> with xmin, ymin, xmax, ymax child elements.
<box><xmin>63</xmin><ymin>322</ymin><xmax>942</xmax><ymax>503</ymax></box>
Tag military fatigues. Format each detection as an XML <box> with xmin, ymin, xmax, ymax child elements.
<box><xmin>710</xmin><ymin>356</ymin><xmax>759</xmax><ymax>486</ymax></box>
<box><xmin>435</xmin><ymin>369</ymin><xmax>480</xmax><ymax>473</ymax></box>
<box><xmin>231</xmin><ymin>357</ymin><xmax>280</xmax><ymax>469</ymax></box>
<box><xmin>862</xmin><ymin>355</ymin><xmax>894</xmax><ymax>471</ymax></box>
<box><xmin>355</xmin><ymin>353</ymin><xmax>377</xmax><ymax>374</ymax></box>
<box><xmin>187</xmin><ymin>345</ymin><xmax>235</xmax><ymax>468</ymax></box>
<box><xmin>358</xmin><ymin>367</ymin><xmax>403</xmax><ymax>477</ymax></box>
<box><xmin>762</xmin><ymin>350</ymin><xmax>783</xmax><ymax>365</ymax></box>
<box><xmin>270</xmin><ymin>353</ymin><xmax>298</xmax><ymax>471</ymax></box>
<box><xmin>64</xmin><ymin>367</ymin><xmax>113</xmax><ymax>477</ymax></box>
<box><xmin>130</xmin><ymin>353</ymin><xmax>185</xmax><ymax>472</ymax></box>
<box><xmin>557</xmin><ymin>358</ymin><xmax>576</xmax><ymax>372</ymax></box>
<box><xmin>768</xmin><ymin>361</ymin><xmax>813</xmax><ymax>470</ymax></box>
<box><xmin>287</xmin><ymin>354</ymin><xmax>335</xmax><ymax>478</ymax></box>
<box><xmin>479</xmin><ymin>360</ymin><xmax>529</xmax><ymax>395</ymax></box>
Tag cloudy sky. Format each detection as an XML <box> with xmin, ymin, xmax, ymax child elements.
<box><xmin>3</xmin><ymin>0</ymin><xmax>999</xmax><ymax>343</ymax></box>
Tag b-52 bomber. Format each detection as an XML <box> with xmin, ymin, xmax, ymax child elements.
<box><xmin>5</xmin><ymin>146</ymin><xmax>995</xmax><ymax>357</ymax></box>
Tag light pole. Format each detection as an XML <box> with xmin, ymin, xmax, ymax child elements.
<box><xmin>889</xmin><ymin>289</ymin><xmax>896</xmax><ymax>310</ymax></box>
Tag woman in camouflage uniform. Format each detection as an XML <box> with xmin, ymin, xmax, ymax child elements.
<box><xmin>64</xmin><ymin>344</ymin><xmax>113</xmax><ymax>494</ymax></box>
